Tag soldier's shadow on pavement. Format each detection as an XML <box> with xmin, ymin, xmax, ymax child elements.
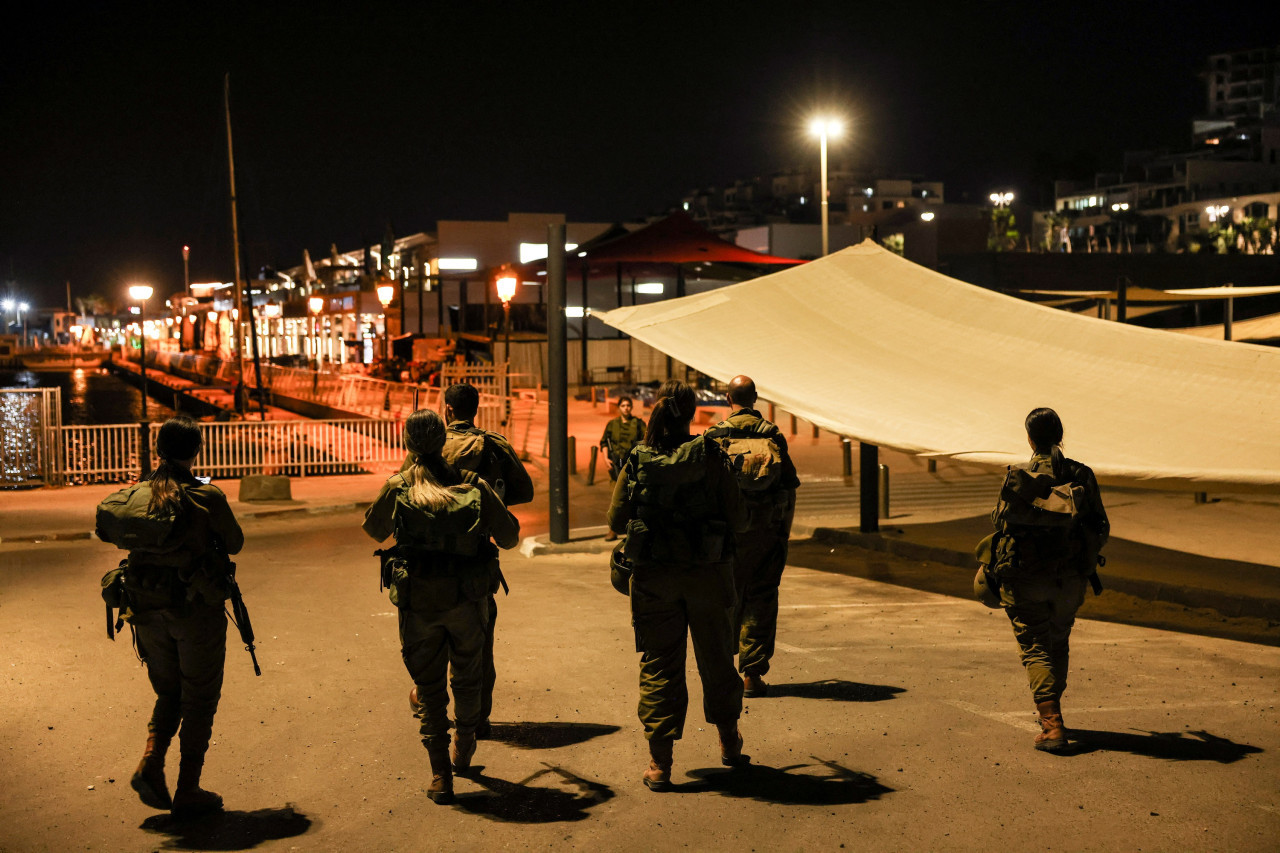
<box><xmin>766</xmin><ymin>680</ymin><xmax>906</xmax><ymax>702</ymax></box>
<box><xmin>454</xmin><ymin>763</ymin><xmax>614</xmax><ymax>823</ymax></box>
<box><xmin>139</xmin><ymin>804</ymin><xmax>314</xmax><ymax>850</ymax></box>
<box><xmin>487</xmin><ymin>721</ymin><xmax>621</xmax><ymax>750</ymax></box>
<box><xmin>681</xmin><ymin>757</ymin><xmax>894</xmax><ymax>805</ymax></box>
<box><xmin>1065</xmin><ymin>728</ymin><xmax>1262</xmax><ymax>763</ymax></box>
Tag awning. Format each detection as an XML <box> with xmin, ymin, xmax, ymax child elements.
<box><xmin>1013</xmin><ymin>285</ymin><xmax>1280</xmax><ymax>301</ymax></box>
<box><xmin>595</xmin><ymin>241</ymin><xmax>1280</xmax><ymax>491</ymax></box>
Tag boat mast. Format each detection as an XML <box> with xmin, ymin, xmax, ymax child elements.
<box><xmin>224</xmin><ymin>72</ymin><xmax>246</xmax><ymax>415</ymax></box>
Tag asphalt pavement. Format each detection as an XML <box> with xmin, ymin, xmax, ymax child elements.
<box><xmin>1</xmin><ymin>510</ymin><xmax>1277</xmax><ymax>852</ymax></box>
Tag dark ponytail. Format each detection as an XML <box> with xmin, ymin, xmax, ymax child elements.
<box><xmin>1025</xmin><ymin>407</ymin><xmax>1065</xmax><ymax>479</ymax></box>
<box><xmin>148</xmin><ymin>417</ymin><xmax>202</xmax><ymax>516</ymax></box>
<box><xmin>643</xmin><ymin>380</ymin><xmax>697</xmax><ymax>453</ymax></box>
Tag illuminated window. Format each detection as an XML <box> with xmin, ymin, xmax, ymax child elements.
<box><xmin>634</xmin><ymin>283</ymin><xmax>664</xmax><ymax>294</ymax></box>
<box><xmin>438</xmin><ymin>258</ymin><xmax>478</xmax><ymax>271</ymax></box>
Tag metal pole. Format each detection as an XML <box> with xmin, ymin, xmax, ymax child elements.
<box><xmin>183</xmin><ymin>245</ymin><xmax>190</xmax><ymax>300</ymax></box>
<box><xmin>225</xmin><ymin>74</ymin><xmax>246</xmax><ymax>415</ymax></box>
<box><xmin>1224</xmin><ymin>282</ymin><xmax>1234</xmax><ymax>341</ymax></box>
<box><xmin>548</xmin><ymin>223</ymin><xmax>570</xmax><ymax>543</ymax></box>
<box><xmin>859</xmin><ymin>442</ymin><xmax>879</xmax><ymax>533</ymax></box>
<box><xmin>139</xmin><ymin>298</ymin><xmax>148</xmax><ymax>422</ymax></box>
<box><xmin>580</xmin><ymin>263</ymin><xmax>589</xmax><ymax>386</ymax></box>
<box><xmin>878</xmin><ymin>463</ymin><xmax>890</xmax><ymax>519</ymax></box>
<box><xmin>819</xmin><ymin>129</ymin><xmax>830</xmax><ymax>257</ymax></box>
<box><xmin>1116</xmin><ymin>276</ymin><xmax>1128</xmax><ymax>323</ymax></box>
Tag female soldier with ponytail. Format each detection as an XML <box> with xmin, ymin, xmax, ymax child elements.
<box><xmin>363</xmin><ymin>409</ymin><xmax>519</xmax><ymax>805</ymax></box>
<box><xmin>96</xmin><ymin>416</ymin><xmax>244</xmax><ymax>817</ymax></box>
<box><xmin>606</xmin><ymin>380</ymin><xmax>748</xmax><ymax>791</ymax></box>
<box><xmin>991</xmin><ymin>407</ymin><xmax>1109</xmax><ymax>752</ymax></box>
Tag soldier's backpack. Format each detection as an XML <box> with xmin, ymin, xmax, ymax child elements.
<box><xmin>443</xmin><ymin>426</ymin><xmax>534</xmax><ymax>506</ymax></box>
<box><xmin>624</xmin><ymin>437</ymin><xmax>729</xmax><ymax>565</ymax></box>
<box><xmin>992</xmin><ymin>463</ymin><xmax>1100</xmax><ymax>579</ymax></box>
<box><xmin>95</xmin><ymin>482</ymin><xmax>182</xmax><ymax>553</ymax></box>
<box><xmin>707</xmin><ymin>421</ymin><xmax>784</xmax><ymax>494</ymax></box>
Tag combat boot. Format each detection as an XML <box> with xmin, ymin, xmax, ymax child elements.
<box><xmin>1034</xmin><ymin>699</ymin><xmax>1068</xmax><ymax>753</ymax></box>
<box><xmin>642</xmin><ymin>738</ymin><xmax>674</xmax><ymax>792</ymax></box>
<box><xmin>130</xmin><ymin>734</ymin><xmax>172</xmax><ymax>810</ymax></box>
<box><xmin>424</xmin><ymin>739</ymin><xmax>454</xmax><ymax>805</ymax></box>
<box><xmin>171</xmin><ymin>759</ymin><xmax>223</xmax><ymax>818</ymax></box>
<box><xmin>717</xmin><ymin>722</ymin><xmax>746</xmax><ymax>767</ymax></box>
<box><xmin>743</xmin><ymin>673</ymin><xmax>769</xmax><ymax>698</ymax></box>
<box><xmin>451</xmin><ymin>730</ymin><xmax>477</xmax><ymax>775</ymax></box>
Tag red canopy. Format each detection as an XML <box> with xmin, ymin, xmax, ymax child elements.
<box><xmin>510</xmin><ymin>213</ymin><xmax>804</xmax><ymax>278</ymax></box>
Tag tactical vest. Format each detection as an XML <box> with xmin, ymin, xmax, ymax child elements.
<box><xmin>392</xmin><ymin>478</ymin><xmax>487</xmax><ymax>558</ymax></box>
<box><xmin>387</xmin><ymin>476</ymin><xmax>498</xmax><ymax>611</ymax></box>
<box><xmin>623</xmin><ymin>437</ymin><xmax>729</xmax><ymax>565</ymax></box>
<box><xmin>992</xmin><ymin>459</ymin><xmax>1097</xmax><ymax>578</ymax></box>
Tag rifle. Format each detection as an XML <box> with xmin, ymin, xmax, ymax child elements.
<box><xmin>212</xmin><ymin>536</ymin><xmax>262</xmax><ymax>676</ymax></box>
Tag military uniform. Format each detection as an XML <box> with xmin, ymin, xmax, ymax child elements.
<box><xmin>600</xmin><ymin>413</ymin><xmax>646</xmax><ymax>481</ymax></box>
<box><xmin>607</xmin><ymin>435</ymin><xmax>748</xmax><ymax>742</ymax></box>
<box><xmin>96</xmin><ymin>469</ymin><xmax>243</xmax><ymax>810</ymax></box>
<box><xmin>993</xmin><ymin>453</ymin><xmax>1109</xmax><ymax>704</ymax></box>
<box><xmin>705</xmin><ymin>408</ymin><xmax>800</xmax><ymax>683</ymax></box>
<box><xmin>363</xmin><ymin>467</ymin><xmax>519</xmax><ymax>749</ymax></box>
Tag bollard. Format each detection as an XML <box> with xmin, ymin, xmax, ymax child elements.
<box><xmin>790</xmin><ymin>413</ymin><xmax>797</xmax><ymax>435</ymax></box>
<box><xmin>812</xmin><ymin>424</ymin><xmax>820</xmax><ymax>439</ymax></box>
<box><xmin>927</xmin><ymin>459</ymin><xmax>937</xmax><ymax>473</ymax></box>
<box><xmin>768</xmin><ymin>402</ymin><xmax>775</xmax><ymax>422</ymax></box>
<box><xmin>878</xmin><ymin>463</ymin><xmax>890</xmax><ymax>519</ymax></box>
<box><xmin>841</xmin><ymin>437</ymin><xmax>853</xmax><ymax>477</ymax></box>
<box><xmin>587</xmin><ymin>445</ymin><xmax>598</xmax><ymax>486</ymax></box>
<box><xmin>568</xmin><ymin>435</ymin><xmax>577</xmax><ymax>475</ymax></box>
<box><xmin>1194</xmin><ymin>492</ymin><xmax>1208</xmax><ymax>504</ymax></box>
<box><xmin>859</xmin><ymin>442</ymin><xmax>880</xmax><ymax>533</ymax></box>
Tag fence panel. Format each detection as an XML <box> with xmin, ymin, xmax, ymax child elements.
<box><xmin>1</xmin><ymin>387</ymin><xmax>62</xmax><ymax>487</ymax></box>
<box><xmin>62</xmin><ymin>424</ymin><xmax>142</xmax><ymax>485</ymax></box>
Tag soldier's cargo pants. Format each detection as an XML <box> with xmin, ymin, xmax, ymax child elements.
<box><xmin>1001</xmin><ymin>573</ymin><xmax>1087</xmax><ymax>703</ymax></box>
<box><xmin>631</xmin><ymin>562</ymin><xmax>743</xmax><ymax>741</ymax></box>
<box><xmin>732</xmin><ymin>526</ymin><xmax>787</xmax><ymax>677</ymax></box>
<box><xmin>402</xmin><ymin>597</ymin><xmax>488</xmax><ymax>744</ymax></box>
<box><xmin>133</xmin><ymin>604</ymin><xmax>227</xmax><ymax>766</ymax></box>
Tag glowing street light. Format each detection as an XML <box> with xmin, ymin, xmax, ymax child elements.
<box><xmin>1111</xmin><ymin>202</ymin><xmax>1130</xmax><ymax>212</ymax></box>
<box><xmin>809</xmin><ymin>116</ymin><xmax>844</xmax><ymax>256</ymax></box>
<box><xmin>376</xmin><ymin>283</ymin><xmax>395</xmax><ymax>360</ymax></box>
<box><xmin>920</xmin><ymin>211</ymin><xmax>936</xmax><ymax>222</ymax></box>
<box><xmin>308</xmin><ymin>296</ymin><xmax>324</xmax><ymax>365</ymax></box>
<box><xmin>128</xmin><ymin>284</ymin><xmax>154</xmax><ymax>421</ymax></box>
<box><xmin>1206</xmin><ymin>205</ymin><xmax>1230</xmax><ymax>223</ymax></box>
<box><xmin>989</xmin><ymin>192</ymin><xmax>1015</xmax><ymax>207</ymax></box>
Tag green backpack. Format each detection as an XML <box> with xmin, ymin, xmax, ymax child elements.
<box><xmin>391</xmin><ymin>478</ymin><xmax>487</xmax><ymax>557</ymax></box>
<box><xmin>624</xmin><ymin>437</ymin><xmax>729</xmax><ymax>565</ymax></box>
<box><xmin>707</xmin><ymin>420</ymin><xmax>784</xmax><ymax>494</ymax></box>
<box><xmin>992</xmin><ymin>464</ymin><xmax>1094</xmax><ymax>577</ymax></box>
<box><xmin>95</xmin><ymin>482</ymin><xmax>182</xmax><ymax>553</ymax></box>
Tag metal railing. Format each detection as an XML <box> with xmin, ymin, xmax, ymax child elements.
<box><xmin>54</xmin><ymin>418</ymin><xmax>406</xmax><ymax>485</ymax></box>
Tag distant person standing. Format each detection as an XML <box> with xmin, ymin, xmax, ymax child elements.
<box><xmin>989</xmin><ymin>407</ymin><xmax>1109</xmax><ymax>752</ymax></box>
<box><xmin>365</xmin><ymin>409</ymin><xmax>519</xmax><ymax>804</ymax></box>
<box><xmin>608</xmin><ymin>380</ymin><xmax>748</xmax><ymax>791</ymax></box>
<box><xmin>705</xmin><ymin>376</ymin><xmax>799</xmax><ymax>697</ymax></box>
<box><xmin>95</xmin><ymin>416</ymin><xmax>244</xmax><ymax>818</ymax></box>
<box><xmin>601</xmin><ymin>395</ymin><xmax>647</xmax><ymax>483</ymax></box>
<box><xmin>437</xmin><ymin>382</ymin><xmax>533</xmax><ymax>737</ymax></box>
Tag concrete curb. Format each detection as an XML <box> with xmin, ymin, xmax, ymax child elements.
<box><xmin>811</xmin><ymin>526</ymin><xmax>1280</xmax><ymax>623</ymax></box>
<box><xmin>0</xmin><ymin>501</ymin><xmax>373</xmax><ymax>546</ymax></box>
<box><xmin>520</xmin><ymin>526</ymin><xmax>615</xmax><ymax>558</ymax></box>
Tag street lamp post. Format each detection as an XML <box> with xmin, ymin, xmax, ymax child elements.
<box><xmin>809</xmin><ymin>117</ymin><xmax>843</xmax><ymax>256</ymax></box>
<box><xmin>308</xmin><ymin>296</ymin><xmax>324</xmax><ymax>368</ymax></box>
<box><xmin>17</xmin><ymin>302</ymin><xmax>29</xmax><ymax>347</ymax></box>
<box><xmin>989</xmin><ymin>191</ymin><xmax>1015</xmax><ymax>208</ymax></box>
<box><xmin>496</xmin><ymin>275</ymin><xmax>517</xmax><ymax>425</ymax></box>
<box><xmin>129</xmin><ymin>284</ymin><xmax>154</xmax><ymax>421</ymax></box>
<box><xmin>376</xmin><ymin>283</ymin><xmax>395</xmax><ymax>361</ymax></box>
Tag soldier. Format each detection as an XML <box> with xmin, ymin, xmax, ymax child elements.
<box><xmin>364</xmin><ymin>409</ymin><xmax>520</xmax><ymax>804</ymax></box>
<box><xmin>607</xmin><ymin>380</ymin><xmax>748</xmax><ymax>791</ymax></box>
<box><xmin>705</xmin><ymin>375</ymin><xmax>799</xmax><ymax>698</ymax></box>
<box><xmin>600</xmin><ymin>395</ymin><xmax>646</xmax><ymax>541</ymax></box>
<box><xmin>437</xmin><ymin>382</ymin><xmax>533</xmax><ymax>737</ymax></box>
<box><xmin>989</xmin><ymin>407</ymin><xmax>1109</xmax><ymax>752</ymax></box>
<box><xmin>96</xmin><ymin>417</ymin><xmax>244</xmax><ymax>818</ymax></box>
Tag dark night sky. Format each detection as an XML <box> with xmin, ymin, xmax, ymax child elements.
<box><xmin>0</xmin><ymin>1</ymin><xmax>1266</xmax><ymax>307</ymax></box>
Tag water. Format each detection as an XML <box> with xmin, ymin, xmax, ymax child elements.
<box><xmin>0</xmin><ymin>368</ymin><xmax>178</xmax><ymax>425</ymax></box>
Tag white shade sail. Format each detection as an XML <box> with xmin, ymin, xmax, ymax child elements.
<box><xmin>595</xmin><ymin>241</ymin><xmax>1280</xmax><ymax>492</ymax></box>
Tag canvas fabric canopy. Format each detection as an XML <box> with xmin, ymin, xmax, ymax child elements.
<box><xmin>595</xmin><ymin>241</ymin><xmax>1280</xmax><ymax>491</ymax></box>
<box><xmin>1015</xmin><ymin>285</ymin><xmax>1280</xmax><ymax>301</ymax></box>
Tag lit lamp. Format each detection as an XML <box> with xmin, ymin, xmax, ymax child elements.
<box><xmin>496</xmin><ymin>275</ymin><xmax>517</xmax><ymax>362</ymax></box>
<box><xmin>989</xmin><ymin>192</ymin><xmax>1015</xmax><ymax>208</ymax></box>
<box><xmin>308</xmin><ymin>295</ymin><xmax>324</xmax><ymax>366</ymax></box>
<box><xmin>263</xmin><ymin>300</ymin><xmax>282</xmax><ymax>358</ymax></box>
<box><xmin>128</xmin><ymin>284</ymin><xmax>154</xmax><ymax>421</ymax></box>
<box><xmin>376</xmin><ymin>283</ymin><xmax>395</xmax><ymax>360</ymax></box>
<box><xmin>809</xmin><ymin>117</ymin><xmax>843</xmax><ymax>256</ymax></box>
